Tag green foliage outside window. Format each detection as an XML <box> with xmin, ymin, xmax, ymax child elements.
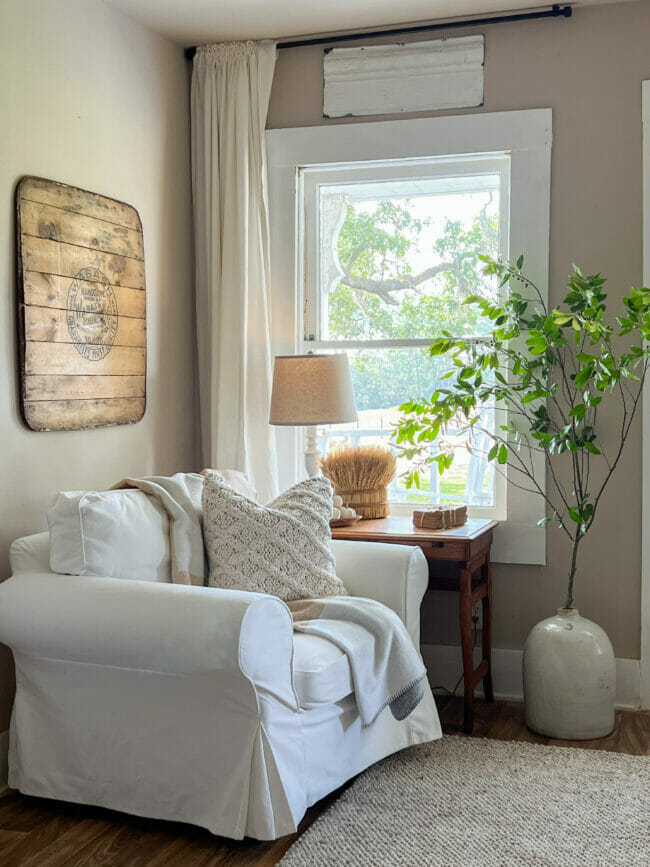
<box><xmin>327</xmin><ymin>199</ymin><xmax>499</xmax><ymax>411</ymax></box>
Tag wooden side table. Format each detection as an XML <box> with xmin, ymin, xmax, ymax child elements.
<box><xmin>331</xmin><ymin>516</ymin><xmax>497</xmax><ymax>733</ymax></box>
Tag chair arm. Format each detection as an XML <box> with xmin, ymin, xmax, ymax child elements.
<box><xmin>0</xmin><ymin>572</ymin><xmax>295</xmax><ymax>687</ymax></box>
<box><xmin>9</xmin><ymin>532</ymin><xmax>50</xmax><ymax>574</ymax></box>
<box><xmin>331</xmin><ymin>540</ymin><xmax>428</xmax><ymax>644</ymax></box>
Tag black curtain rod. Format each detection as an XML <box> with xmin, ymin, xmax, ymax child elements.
<box><xmin>184</xmin><ymin>4</ymin><xmax>571</xmax><ymax>60</ymax></box>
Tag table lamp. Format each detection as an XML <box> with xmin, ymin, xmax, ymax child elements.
<box><xmin>269</xmin><ymin>353</ymin><xmax>358</xmax><ymax>477</ymax></box>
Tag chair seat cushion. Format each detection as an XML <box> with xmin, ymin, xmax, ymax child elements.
<box><xmin>292</xmin><ymin>632</ymin><xmax>353</xmax><ymax>708</ymax></box>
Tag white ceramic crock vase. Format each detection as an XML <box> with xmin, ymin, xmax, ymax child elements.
<box><xmin>523</xmin><ymin>608</ymin><xmax>615</xmax><ymax>740</ymax></box>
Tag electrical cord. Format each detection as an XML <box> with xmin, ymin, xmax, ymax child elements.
<box><xmin>430</xmin><ymin>615</ymin><xmax>479</xmax><ymax>697</ymax></box>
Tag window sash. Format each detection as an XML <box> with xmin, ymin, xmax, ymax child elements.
<box><xmin>300</xmin><ymin>154</ymin><xmax>511</xmax><ymax>345</ymax></box>
<box><xmin>299</xmin><ymin>154</ymin><xmax>509</xmax><ymax>517</ymax></box>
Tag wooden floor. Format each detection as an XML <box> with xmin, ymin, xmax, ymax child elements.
<box><xmin>1</xmin><ymin>697</ymin><xmax>649</xmax><ymax>866</ymax></box>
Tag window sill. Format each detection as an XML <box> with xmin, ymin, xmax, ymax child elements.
<box><xmin>377</xmin><ymin>503</ymin><xmax>545</xmax><ymax>566</ymax></box>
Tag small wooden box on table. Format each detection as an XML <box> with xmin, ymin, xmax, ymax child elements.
<box><xmin>331</xmin><ymin>516</ymin><xmax>497</xmax><ymax>733</ymax></box>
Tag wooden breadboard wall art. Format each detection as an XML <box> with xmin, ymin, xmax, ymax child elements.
<box><xmin>16</xmin><ymin>177</ymin><xmax>146</xmax><ymax>431</ymax></box>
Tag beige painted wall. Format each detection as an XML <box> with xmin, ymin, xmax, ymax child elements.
<box><xmin>267</xmin><ymin>0</ymin><xmax>650</xmax><ymax>659</ymax></box>
<box><xmin>0</xmin><ymin>0</ymin><xmax>197</xmax><ymax>727</ymax></box>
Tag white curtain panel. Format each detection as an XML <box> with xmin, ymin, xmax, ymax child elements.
<box><xmin>191</xmin><ymin>42</ymin><xmax>279</xmax><ymax>501</ymax></box>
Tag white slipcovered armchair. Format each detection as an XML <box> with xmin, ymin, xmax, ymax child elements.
<box><xmin>0</xmin><ymin>532</ymin><xmax>441</xmax><ymax>840</ymax></box>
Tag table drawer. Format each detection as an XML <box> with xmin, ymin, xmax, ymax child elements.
<box><xmin>418</xmin><ymin>539</ymin><xmax>470</xmax><ymax>561</ymax></box>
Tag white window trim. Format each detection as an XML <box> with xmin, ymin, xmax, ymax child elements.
<box><xmin>640</xmin><ymin>80</ymin><xmax>650</xmax><ymax>708</ymax></box>
<box><xmin>267</xmin><ymin>108</ymin><xmax>552</xmax><ymax>565</ymax></box>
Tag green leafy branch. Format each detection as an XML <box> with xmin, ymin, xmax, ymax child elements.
<box><xmin>393</xmin><ymin>255</ymin><xmax>650</xmax><ymax>608</ymax></box>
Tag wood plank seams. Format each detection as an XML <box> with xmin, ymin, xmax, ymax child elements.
<box><xmin>23</xmin><ymin>395</ymin><xmax>145</xmax><ymax>403</ymax></box>
<box><xmin>21</xmin><ymin>292</ymin><xmax>147</xmax><ymax>322</ymax></box>
<box><xmin>19</xmin><ymin>178</ymin><xmax>141</xmax><ymax>232</ymax></box>
<box><xmin>23</xmin><ymin>273</ymin><xmax>146</xmax><ymax>319</ymax></box>
<box><xmin>21</xmin><ymin>237</ymin><xmax>145</xmax><ymax>291</ymax></box>
<box><xmin>25</xmin><ymin>339</ymin><xmax>146</xmax><ymax>350</ymax></box>
<box><xmin>25</xmin><ymin>396</ymin><xmax>146</xmax><ymax>403</ymax></box>
<box><xmin>24</xmin><ymin>343</ymin><xmax>145</xmax><ymax>376</ymax></box>
<box><xmin>21</xmin><ymin>231</ymin><xmax>143</xmax><ymax>266</ymax></box>
<box><xmin>24</xmin><ymin>374</ymin><xmax>145</xmax><ymax>402</ymax></box>
<box><xmin>21</xmin><ymin>300</ymin><xmax>146</xmax><ymax>323</ymax></box>
<box><xmin>20</xmin><ymin>199</ymin><xmax>144</xmax><ymax>261</ymax></box>
<box><xmin>24</xmin><ymin>306</ymin><xmax>146</xmax><ymax>347</ymax></box>
<box><xmin>20</xmin><ymin>195</ymin><xmax>142</xmax><ymax>233</ymax></box>
<box><xmin>21</xmin><ymin>266</ymin><xmax>144</xmax><ymax>294</ymax></box>
<box><xmin>25</xmin><ymin>373</ymin><xmax>145</xmax><ymax>378</ymax></box>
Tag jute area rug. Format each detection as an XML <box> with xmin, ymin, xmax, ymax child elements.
<box><xmin>280</xmin><ymin>736</ymin><xmax>650</xmax><ymax>866</ymax></box>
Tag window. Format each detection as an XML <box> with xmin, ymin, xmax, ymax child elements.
<box><xmin>300</xmin><ymin>155</ymin><xmax>510</xmax><ymax>517</ymax></box>
<box><xmin>267</xmin><ymin>110</ymin><xmax>551</xmax><ymax>564</ymax></box>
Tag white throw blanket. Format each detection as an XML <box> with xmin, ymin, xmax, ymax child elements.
<box><xmin>288</xmin><ymin>597</ymin><xmax>426</xmax><ymax>726</ymax></box>
<box><xmin>112</xmin><ymin>472</ymin><xmax>206</xmax><ymax>586</ymax></box>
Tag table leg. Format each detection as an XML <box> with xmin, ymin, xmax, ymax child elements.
<box><xmin>481</xmin><ymin>553</ymin><xmax>494</xmax><ymax>703</ymax></box>
<box><xmin>459</xmin><ymin>566</ymin><xmax>474</xmax><ymax>733</ymax></box>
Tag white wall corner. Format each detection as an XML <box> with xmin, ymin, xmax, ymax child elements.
<box><xmin>422</xmin><ymin>644</ymin><xmax>640</xmax><ymax>709</ymax></box>
<box><xmin>323</xmin><ymin>35</ymin><xmax>484</xmax><ymax>118</ymax></box>
<box><xmin>0</xmin><ymin>729</ymin><xmax>8</xmax><ymax>796</ymax></box>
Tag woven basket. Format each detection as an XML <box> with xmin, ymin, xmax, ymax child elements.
<box><xmin>336</xmin><ymin>486</ymin><xmax>390</xmax><ymax>519</ymax></box>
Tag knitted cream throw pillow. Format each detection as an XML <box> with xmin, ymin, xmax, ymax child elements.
<box><xmin>202</xmin><ymin>473</ymin><xmax>347</xmax><ymax>602</ymax></box>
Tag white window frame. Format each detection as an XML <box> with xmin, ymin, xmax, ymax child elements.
<box><xmin>267</xmin><ymin>109</ymin><xmax>552</xmax><ymax>565</ymax></box>
<box><xmin>300</xmin><ymin>154</ymin><xmax>510</xmax><ymax>520</ymax></box>
<box><xmin>640</xmin><ymin>79</ymin><xmax>650</xmax><ymax>708</ymax></box>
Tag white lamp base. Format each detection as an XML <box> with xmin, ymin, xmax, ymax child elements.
<box><xmin>304</xmin><ymin>425</ymin><xmax>321</xmax><ymax>477</ymax></box>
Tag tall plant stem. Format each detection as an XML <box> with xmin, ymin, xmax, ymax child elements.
<box><xmin>565</xmin><ymin>530</ymin><xmax>583</xmax><ymax>610</ymax></box>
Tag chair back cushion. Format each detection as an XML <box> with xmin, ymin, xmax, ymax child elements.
<box><xmin>48</xmin><ymin>489</ymin><xmax>171</xmax><ymax>582</ymax></box>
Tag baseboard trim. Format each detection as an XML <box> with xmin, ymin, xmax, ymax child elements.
<box><xmin>614</xmin><ymin>657</ymin><xmax>641</xmax><ymax>709</ymax></box>
<box><xmin>421</xmin><ymin>644</ymin><xmax>641</xmax><ymax>709</ymax></box>
<box><xmin>0</xmin><ymin>729</ymin><xmax>8</xmax><ymax>796</ymax></box>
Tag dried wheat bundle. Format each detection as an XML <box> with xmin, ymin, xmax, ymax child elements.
<box><xmin>321</xmin><ymin>445</ymin><xmax>396</xmax><ymax>519</ymax></box>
